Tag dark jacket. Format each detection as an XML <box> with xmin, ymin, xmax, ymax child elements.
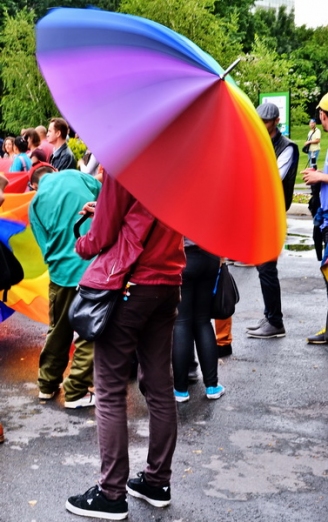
<box><xmin>50</xmin><ymin>142</ymin><xmax>76</xmax><ymax>171</ymax></box>
<box><xmin>76</xmin><ymin>173</ymin><xmax>185</xmax><ymax>290</ymax></box>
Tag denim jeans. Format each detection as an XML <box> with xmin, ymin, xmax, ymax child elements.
<box><xmin>172</xmin><ymin>247</ymin><xmax>219</xmax><ymax>391</ymax></box>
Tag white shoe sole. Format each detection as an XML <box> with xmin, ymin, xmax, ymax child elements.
<box><xmin>206</xmin><ymin>390</ymin><xmax>225</xmax><ymax>400</ymax></box>
<box><xmin>126</xmin><ymin>486</ymin><xmax>171</xmax><ymax>507</ymax></box>
<box><xmin>65</xmin><ymin>500</ymin><xmax>128</xmax><ymax>520</ymax></box>
<box><xmin>247</xmin><ymin>332</ymin><xmax>286</xmax><ymax>339</ymax></box>
<box><xmin>174</xmin><ymin>395</ymin><xmax>190</xmax><ymax>403</ymax></box>
<box><xmin>39</xmin><ymin>391</ymin><xmax>56</xmax><ymax>400</ymax></box>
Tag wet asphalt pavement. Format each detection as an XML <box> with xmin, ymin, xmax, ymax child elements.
<box><xmin>1</xmin><ymin>214</ymin><xmax>328</xmax><ymax>522</ymax></box>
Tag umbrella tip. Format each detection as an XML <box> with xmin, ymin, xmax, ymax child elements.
<box><xmin>221</xmin><ymin>58</ymin><xmax>241</xmax><ymax>80</ymax></box>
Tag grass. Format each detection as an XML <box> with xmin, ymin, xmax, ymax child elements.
<box><xmin>290</xmin><ymin>124</ymin><xmax>328</xmax><ymax>184</ymax></box>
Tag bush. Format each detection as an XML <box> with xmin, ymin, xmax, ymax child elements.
<box><xmin>68</xmin><ymin>138</ymin><xmax>87</xmax><ymax>162</ymax></box>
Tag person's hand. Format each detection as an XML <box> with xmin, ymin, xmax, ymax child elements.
<box><xmin>79</xmin><ymin>201</ymin><xmax>96</xmax><ymax>215</ymax></box>
<box><xmin>302</xmin><ymin>168</ymin><xmax>323</xmax><ymax>185</ymax></box>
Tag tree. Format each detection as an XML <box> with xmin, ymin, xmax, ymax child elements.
<box><xmin>0</xmin><ymin>8</ymin><xmax>59</xmax><ymax>134</ymax></box>
<box><xmin>119</xmin><ymin>0</ymin><xmax>243</xmax><ymax>70</ymax></box>
<box><xmin>252</xmin><ymin>6</ymin><xmax>298</xmax><ymax>55</ymax></box>
<box><xmin>213</xmin><ymin>0</ymin><xmax>256</xmax><ymax>52</ymax></box>
<box><xmin>236</xmin><ymin>37</ymin><xmax>317</xmax><ymax>124</ymax></box>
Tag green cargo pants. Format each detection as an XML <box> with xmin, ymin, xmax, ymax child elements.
<box><xmin>38</xmin><ymin>282</ymin><xmax>93</xmax><ymax>401</ymax></box>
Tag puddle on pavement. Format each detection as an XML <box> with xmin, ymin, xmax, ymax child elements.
<box><xmin>284</xmin><ymin>233</ymin><xmax>315</xmax><ymax>252</ymax></box>
<box><xmin>285</xmin><ymin>217</ymin><xmax>317</xmax><ymax>257</ymax></box>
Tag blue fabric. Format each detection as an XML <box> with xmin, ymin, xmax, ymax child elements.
<box><xmin>36</xmin><ymin>8</ymin><xmax>228</xmax><ymax>78</ymax></box>
<box><xmin>0</xmin><ymin>301</ymin><xmax>15</xmax><ymax>322</ymax></box>
<box><xmin>0</xmin><ymin>218</ymin><xmax>25</xmax><ymax>249</ymax></box>
<box><xmin>320</xmin><ymin>150</ymin><xmax>328</xmax><ymax>230</ymax></box>
<box><xmin>9</xmin><ymin>153</ymin><xmax>32</xmax><ymax>172</ymax></box>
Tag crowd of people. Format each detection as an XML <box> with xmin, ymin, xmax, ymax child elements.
<box><xmin>1</xmin><ymin>93</ymin><xmax>328</xmax><ymax>520</ymax></box>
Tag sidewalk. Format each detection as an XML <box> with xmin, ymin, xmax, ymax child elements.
<box><xmin>1</xmin><ymin>252</ymin><xmax>328</xmax><ymax>522</ymax></box>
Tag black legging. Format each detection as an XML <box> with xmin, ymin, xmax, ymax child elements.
<box><xmin>172</xmin><ymin>247</ymin><xmax>219</xmax><ymax>391</ymax></box>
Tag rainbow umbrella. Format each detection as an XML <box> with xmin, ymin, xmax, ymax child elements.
<box><xmin>36</xmin><ymin>8</ymin><xmax>286</xmax><ymax>264</ymax></box>
<box><xmin>0</xmin><ymin>192</ymin><xmax>49</xmax><ymax>324</ymax></box>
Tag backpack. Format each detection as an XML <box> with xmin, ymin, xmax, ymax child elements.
<box><xmin>0</xmin><ymin>241</ymin><xmax>24</xmax><ymax>301</ymax></box>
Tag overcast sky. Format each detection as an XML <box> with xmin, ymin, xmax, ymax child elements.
<box><xmin>294</xmin><ymin>0</ymin><xmax>328</xmax><ymax>28</ymax></box>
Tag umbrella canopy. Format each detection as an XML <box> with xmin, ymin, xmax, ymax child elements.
<box><xmin>36</xmin><ymin>8</ymin><xmax>286</xmax><ymax>264</ymax></box>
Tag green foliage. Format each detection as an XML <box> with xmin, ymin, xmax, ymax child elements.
<box><xmin>68</xmin><ymin>138</ymin><xmax>87</xmax><ymax>161</ymax></box>
<box><xmin>235</xmin><ymin>36</ymin><xmax>319</xmax><ymax>127</ymax></box>
<box><xmin>252</xmin><ymin>6</ymin><xmax>298</xmax><ymax>55</ymax></box>
<box><xmin>0</xmin><ymin>8</ymin><xmax>59</xmax><ymax>134</ymax></box>
<box><xmin>119</xmin><ymin>0</ymin><xmax>242</xmax><ymax>69</ymax></box>
<box><xmin>213</xmin><ymin>0</ymin><xmax>256</xmax><ymax>52</ymax></box>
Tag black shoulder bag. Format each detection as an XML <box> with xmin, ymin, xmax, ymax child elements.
<box><xmin>68</xmin><ymin>213</ymin><xmax>157</xmax><ymax>341</ymax></box>
<box><xmin>211</xmin><ymin>262</ymin><xmax>240</xmax><ymax>320</ymax></box>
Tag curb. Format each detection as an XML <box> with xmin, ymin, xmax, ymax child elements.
<box><xmin>287</xmin><ymin>202</ymin><xmax>311</xmax><ymax>217</ymax></box>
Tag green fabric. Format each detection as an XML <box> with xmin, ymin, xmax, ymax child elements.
<box><xmin>38</xmin><ymin>282</ymin><xmax>93</xmax><ymax>400</ymax></box>
<box><xmin>29</xmin><ymin>169</ymin><xmax>101</xmax><ymax>286</ymax></box>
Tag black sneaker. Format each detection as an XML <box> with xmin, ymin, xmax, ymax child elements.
<box><xmin>65</xmin><ymin>485</ymin><xmax>128</xmax><ymax>520</ymax></box>
<box><xmin>127</xmin><ymin>471</ymin><xmax>171</xmax><ymax>507</ymax></box>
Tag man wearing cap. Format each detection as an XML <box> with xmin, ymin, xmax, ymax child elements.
<box><xmin>304</xmin><ymin>119</ymin><xmax>321</xmax><ymax>165</ymax></box>
<box><xmin>303</xmin><ymin>93</ymin><xmax>328</xmax><ymax>344</ymax></box>
<box><xmin>247</xmin><ymin>102</ymin><xmax>299</xmax><ymax>339</ymax></box>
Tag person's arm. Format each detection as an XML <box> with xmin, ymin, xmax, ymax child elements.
<box><xmin>75</xmin><ymin>174</ymin><xmax>154</xmax><ymax>260</ymax></box>
<box><xmin>277</xmin><ymin>146</ymin><xmax>294</xmax><ymax>180</ymax></box>
<box><xmin>302</xmin><ymin>169</ymin><xmax>327</xmax><ymax>185</ymax></box>
<box><xmin>78</xmin><ymin>154</ymin><xmax>98</xmax><ymax>175</ymax></box>
<box><xmin>305</xmin><ymin>129</ymin><xmax>321</xmax><ymax>146</ymax></box>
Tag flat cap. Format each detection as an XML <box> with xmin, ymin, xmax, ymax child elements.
<box><xmin>256</xmin><ymin>103</ymin><xmax>280</xmax><ymax>120</ymax></box>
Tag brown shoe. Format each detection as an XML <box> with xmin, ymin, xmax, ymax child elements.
<box><xmin>0</xmin><ymin>422</ymin><xmax>4</xmax><ymax>443</ymax></box>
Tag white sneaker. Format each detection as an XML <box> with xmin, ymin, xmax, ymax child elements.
<box><xmin>39</xmin><ymin>390</ymin><xmax>56</xmax><ymax>400</ymax></box>
<box><xmin>65</xmin><ymin>392</ymin><xmax>96</xmax><ymax>409</ymax></box>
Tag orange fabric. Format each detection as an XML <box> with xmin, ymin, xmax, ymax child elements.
<box><xmin>215</xmin><ymin>317</ymin><xmax>232</xmax><ymax>346</ymax></box>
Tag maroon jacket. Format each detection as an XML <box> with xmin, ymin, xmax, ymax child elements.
<box><xmin>76</xmin><ymin>173</ymin><xmax>185</xmax><ymax>290</ymax></box>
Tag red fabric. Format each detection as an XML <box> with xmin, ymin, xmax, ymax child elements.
<box><xmin>76</xmin><ymin>174</ymin><xmax>185</xmax><ymax>289</ymax></box>
<box><xmin>4</xmin><ymin>172</ymin><xmax>29</xmax><ymax>193</ymax></box>
<box><xmin>39</xmin><ymin>139</ymin><xmax>54</xmax><ymax>163</ymax></box>
<box><xmin>0</xmin><ymin>157</ymin><xmax>13</xmax><ymax>173</ymax></box>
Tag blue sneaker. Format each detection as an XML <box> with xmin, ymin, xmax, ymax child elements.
<box><xmin>206</xmin><ymin>385</ymin><xmax>225</xmax><ymax>400</ymax></box>
<box><xmin>174</xmin><ymin>390</ymin><xmax>190</xmax><ymax>403</ymax></box>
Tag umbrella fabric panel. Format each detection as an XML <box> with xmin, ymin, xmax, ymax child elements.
<box><xmin>36</xmin><ymin>8</ymin><xmax>286</xmax><ymax>264</ymax></box>
<box><xmin>37</xmin><ymin>47</ymin><xmax>219</xmax><ymax>175</ymax></box>
<box><xmin>37</xmin><ymin>8</ymin><xmax>222</xmax><ymax>75</ymax></box>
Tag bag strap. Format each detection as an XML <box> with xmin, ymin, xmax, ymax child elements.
<box><xmin>20</xmin><ymin>155</ymin><xmax>27</xmax><ymax>171</ymax></box>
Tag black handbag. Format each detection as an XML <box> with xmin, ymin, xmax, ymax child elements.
<box><xmin>68</xmin><ymin>213</ymin><xmax>157</xmax><ymax>341</ymax></box>
<box><xmin>302</xmin><ymin>130</ymin><xmax>314</xmax><ymax>154</ymax></box>
<box><xmin>211</xmin><ymin>262</ymin><xmax>240</xmax><ymax>319</ymax></box>
<box><xmin>68</xmin><ymin>285</ymin><xmax>120</xmax><ymax>342</ymax></box>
